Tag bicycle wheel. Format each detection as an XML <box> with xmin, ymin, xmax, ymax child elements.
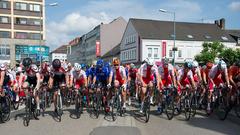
<box><xmin>24</xmin><ymin>97</ymin><xmax>31</xmax><ymax>126</ymax></box>
<box><xmin>75</xmin><ymin>93</ymin><xmax>81</xmax><ymax>119</ymax></box>
<box><xmin>117</xmin><ymin>94</ymin><xmax>123</xmax><ymax>117</ymax></box>
<box><xmin>56</xmin><ymin>92</ymin><xmax>63</xmax><ymax>121</ymax></box>
<box><xmin>165</xmin><ymin>96</ymin><xmax>174</xmax><ymax>120</ymax></box>
<box><xmin>191</xmin><ymin>94</ymin><xmax>198</xmax><ymax>117</ymax></box>
<box><xmin>1</xmin><ymin>96</ymin><xmax>11</xmax><ymax>122</ymax></box>
<box><xmin>234</xmin><ymin>103</ymin><xmax>240</xmax><ymax>118</ymax></box>
<box><xmin>184</xmin><ymin>96</ymin><xmax>191</xmax><ymax>121</ymax></box>
<box><xmin>216</xmin><ymin>96</ymin><xmax>229</xmax><ymax>120</ymax></box>
<box><xmin>111</xmin><ymin>97</ymin><xmax>116</xmax><ymax>121</ymax></box>
<box><xmin>144</xmin><ymin>97</ymin><xmax>150</xmax><ymax>123</ymax></box>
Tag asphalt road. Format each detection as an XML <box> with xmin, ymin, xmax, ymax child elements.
<box><xmin>0</xmin><ymin>101</ymin><xmax>239</xmax><ymax>135</ymax></box>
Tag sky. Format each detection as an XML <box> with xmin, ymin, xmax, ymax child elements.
<box><xmin>45</xmin><ymin>0</ymin><xmax>240</xmax><ymax>50</ymax></box>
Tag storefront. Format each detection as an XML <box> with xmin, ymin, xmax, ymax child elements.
<box><xmin>15</xmin><ymin>45</ymin><xmax>49</xmax><ymax>64</ymax></box>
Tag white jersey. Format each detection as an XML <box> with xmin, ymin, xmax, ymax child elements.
<box><xmin>72</xmin><ymin>70</ymin><xmax>86</xmax><ymax>80</ymax></box>
<box><xmin>178</xmin><ymin>69</ymin><xmax>193</xmax><ymax>81</ymax></box>
<box><xmin>158</xmin><ymin>63</ymin><xmax>174</xmax><ymax>78</ymax></box>
<box><xmin>112</xmin><ymin>66</ymin><xmax>126</xmax><ymax>79</ymax></box>
<box><xmin>209</xmin><ymin>65</ymin><xmax>226</xmax><ymax>79</ymax></box>
<box><xmin>139</xmin><ymin>63</ymin><xmax>158</xmax><ymax>78</ymax></box>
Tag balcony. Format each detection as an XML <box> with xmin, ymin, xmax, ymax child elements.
<box><xmin>23</xmin><ymin>0</ymin><xmax>43</xmax><ymax>2</ymax></box>
<box><xmin>0</xmin><ymin>8</ymin><xmax>11</xmax><ymax>14</ymax></box>
<box><xmin>14</xmin><ymin>10</ymin><xmax>41</xmax><ymax>17</ymax></box>
<box><xmin>14</xmin><ymin>24</ymin><xmax>41</xmax><ymax>31</ymax></box>
<box><xmin>0</xmin><ymin>23</ymin><xmax>11</xmax><ymax>29</ymax></box>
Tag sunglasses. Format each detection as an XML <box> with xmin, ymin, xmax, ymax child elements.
<box><xmin>114</xmin><ymin>64</ymin><xmax>119</xmax><ymax>67</ymax></box>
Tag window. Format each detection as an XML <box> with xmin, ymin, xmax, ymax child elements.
<box><xmin>28</xmin><ymin>19</ymin><xmax>41</xmax><ymax>25</ymax></box>
<box><xmin>169</xmin><ymin>50</ymin><xmax>173</xmax><ymax>57</ymax></box>
<box><xmin>29</xmin><ymin>4</ymin><xmax>40</xmax><ymax>12</ymax></box>
<box><xmin>30</xmin><ymin>33</ymin><xmax>41</xmax><ymax>40</ymax></box>
<box><xmin>238</xmin><ymin>38</ymin><xmax>240</xmax><ymax>44</ymax></box>
<box><xmin>0</xmin><ymin>16</ymin><xmax>9</xmax><ymax>23</ymax></box>
<box><xmin>0</xmin><ymin>1</ymin><xmax>8</xmax><ymax>9</ymax></box>
<box><xmin>205</xmin><ymin>35</ymin><xmax>211</xmax><ymax>39</ymax></box>
<box><xmin>16</xmin><ymin>18</ymin><xmax>27</xmax><ymax>25</ymax></box>
<box><xmin>0</xmin><ymin>44</ymin><xmax>10</xmax><ymax>56</ymax></box>
<box><xmin>0</xmin><ymin>31</ymin><xmax>10</xmax><ymax>38</ymax></box>
<box><xmin>15</xmin><ymin>2</ymin><xmax>27</xmax><ymax>10</ymax></box>
<box><xmin>148</xmin><ymin>48</ymin><xmax>152</xmax><ymax>58</ymax></box>
<box><xmin>154</xmin><ymin>48</ymin><xmax>158</xmax><ymax>58</ymax></box>
<box><xmin>187</xmin><ymin>35</ymin><xmax>193</xmax><ymax>39</ymax></box>
<box><xmin>15</xmin><ymin>32</ymin><xmax>28</xmax><ymax>39</ymax></box>
<box><xmin>221</xmin><ymin>36</ymin><xmax>228</xmax><ymax>41</ymax></box>
<box><xmin>178</xmin><ymin>50</ymin><xmax>182</xmax><ymax>57</ymax></box>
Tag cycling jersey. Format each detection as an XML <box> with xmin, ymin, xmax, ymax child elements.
<box><xmin>158</xmin><ymin>64</ymin><xmax>174</xmax><ymax>87</ymax></box>
<box><xmin>178</xmin><ymin>69</ymin><xmax>193</xmax><ymax>87</ymax></box>
<box><xmin>72</xmin><ymin>70</ymin><xmax>87</xmax><ymax>89</ymax></box>
<box><xmin>25</xmin><ymin>69</ymin><xmax>37</xmax><ymax>87</ymax></box>
<box><xmin>229</xmin><ymin>66</ymin><xmax>240</xmax><ymax>82</ymax></box>
<box><xmin>208</xmin><ymin>65</ymin><xmax>227</xmax><ymax>91</ymax></box>
<box><xmin>192</xmin><ymin>67</ymin><xmax>201</xmax><ymax>83</ymax></box>
<box><xmin>112</xmin><ymin>66</ymin><xmax>126</xmax><ymax>86</ymax></box>
<box><xmin>139</xmin><ymin>63</ymin><xmax>158</xmax><ymax>84</ymax></box>
<box><xmin>128</xmin><ymin>68</ymin><xmax>138</xmax><ymax>80</ymax></box>
<box><xmin>51</xmin><ymin>68</ymin><xmax>66</xmax><ymax>87</ymax></box>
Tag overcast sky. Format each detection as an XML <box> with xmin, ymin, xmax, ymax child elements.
<box><xmin>45</xmin><ymin>0</ymin><xmax>240</xmax><ymax>50</ymax></box>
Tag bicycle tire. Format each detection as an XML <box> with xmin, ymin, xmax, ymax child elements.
<box><xmin>1</xmin><ymin>96</ymin><xmax>11</xmax><ymax>122</ymax></box>
<box><xmin>184</xmin><ymin>96</ymin><xmax>191</xmax><ymax>121</ymax></box>
<box><xmin>144</xmin><ymin>97</ymin><xmax>150</xmax><ymax>123</ymax></box>
<box><xmin>165</xmin><ymin>96</ymin><xmax>174</xmax><ymax>120</ymax></box>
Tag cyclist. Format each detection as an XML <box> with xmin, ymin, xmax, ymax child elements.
<box><xmin>13</xmin><ymin>67</ymin><xmax>26</xmax><ymax>101</ymax></box>
<box><xmin>229</xmin><ymin>60</ymin><xmax>240</xmax><ymax>99</ymax></box>
<box><xmin>128</xmin><ymin>63</ymin><xmax>138</xmax><ymax>99</ymax></box>
<box><xmin>71</xmin><ymin>63</ymin><xmax>87</xmax><ymax>90</ymax></box>
<box><xmin>110</xmin><ymin>58</ymin><xmax>128</xmax><ymax>110</ymax></box>
<box><xmin>92</xmin><ymin>59</ymin><xmax>112</xmax><ymax>111</ymax></box>
<box><xmin>48</xmin><ymin>59</ymin><xmax>67</xmax><ymax>113</ymax></box>
<box><xmin>139</xmin><ymin>58</ymin><xmax>160</xmax><ymax>113</ymax></box>
<box><xmin>22</xmin><ymin>58</ymin><xmax>41</xmax><ymax>116</ymax></box>
<box><xmin>158</xmin><ymin>57</ymin><xmax>176</xmax><ymax>113</ymax></box>
<box><xmin>207</xmin><ymin>58</ymin><xmax>231</xmax><ymax>113</ymax></box>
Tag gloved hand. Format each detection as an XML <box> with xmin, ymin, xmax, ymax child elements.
<box><xmin>122</xmin><ymin>84</ymin><xmax>127</xmax><ymax>90</ymax></box>
<box><xmin>107</xmin><ymin>83</ymin><xmax>111</xmax><ymax>89</ymax></box>
<box><xmin>91</xmin><ymin>84</ymin><xmax>95</xmax><ymax>89</ymax></box>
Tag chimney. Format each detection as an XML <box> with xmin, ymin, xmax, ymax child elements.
<box><xmin>219</xmin><ymin>18</ymin><xmax>225</xmax><ymax>29</ymax></box>
<box><xmin>214</xmin><ymin>20</ymin><xmax>219</xmax><ymax>26</ymax></box>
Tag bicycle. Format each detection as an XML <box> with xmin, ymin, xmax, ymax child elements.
<box><xmin>179</xmin><ymin>85</ymin><xmax>192</xmax><ymax>121</ymax></box>
<box><xmin>55</xmin><ymin>83</ymin><xmax>66</xmax><ymax>122</ymax></box>
<box><xmin>110</xmin><ymin>85</ymin><xmax>124</xmax><ymax>121</ymax></box>
<box><xmin>139</xmin><ymin>84</ymin><xmax>151</xmax><ymax>123</ymax></box>
<box><xmin>74</xmin><ymin>86</ymin><xmax>89</xmax><ymax>119</ymax></box>
<box><xmin>23</xmin><ymin>85</ymin><xmax>38</xmax><ymax>126</ymax></box>
<box><xmin>162</xmin><ymin>86</ymin><xmax>177</xmax><ymax>120</ymax></box>
<box><xmin>39</xmin><ymin>83</ymin><xmax>48</xmax><ymax>116</ymax></box>
<box><xmin>0</xmin><ymin>88</ymin><xmax>11</xmax><ymax>123</ymax></box>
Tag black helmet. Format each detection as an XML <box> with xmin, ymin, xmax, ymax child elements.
<box><xmin>52</xmin><ymin>59</ymin><xmax>61</xmax><ymax>69</ymax></box>
<box><xmin>22</xmin><ymin>58</ymin><xmax>32</xmax><ymax>67</ymax></box>
<box><xmin>184</xmin><ymin>61</ymin><xmax>192</xmax><ymax>69</ymax></box>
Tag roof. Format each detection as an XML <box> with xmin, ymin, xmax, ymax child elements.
<box><xmin>102</xmin><ymin>44</ymin><xmax>120</xmax><ymax>58</ymax></box>
<box><xmin>129</xmin><ymin>18</ymin><xmax>235</xmax><ymax>42</ymax></box>
<box><xmin>225</xmin><ymin>30</ymin><xmax>240</xmax><ymax>37</ymax></box>
<box><xmin>50</xmin><ymin>45</ymin><xmax>67</xmax><ymax>54</ymax></box>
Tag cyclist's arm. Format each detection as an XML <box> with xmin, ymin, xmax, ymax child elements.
<box><xmin>229</xmin><ymin>68</ymin><xmax>237</xmax><ymax>87</ymax></box>
<box><xmin>35</xmin><ymin>73</ymin><xmax>41</xmax><ymax>90</ymax></box>
<box><xmin>0</xmin><ymin>71</ymin><xmax>5</xmax><ymax>88</ymax></box>
<box><xmin>224</xmin><ymin>68</ymin><xmax>230</xmax><ymax>86</ymax></box>
<box><xmin>48</xmin><ymin>75</ymin><xmax>53</xmax><ymax>88</ymax></box>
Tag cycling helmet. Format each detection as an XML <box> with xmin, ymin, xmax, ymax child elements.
<box><xmin>22</xmin><ymin>58</ymin><xmax>32</xmax><ymax>67</ymax></box>
<box><xmin>146</xmin><ymin>58</ymin><xmax>154</xmax><ymax>66</ymax></box>
<box><xmin>52</xmin><ymin>59</ymin><xmax>61</xmax><ymax>69</ymax></box>
<box><xmin>214</xmin><ymin>57</ymin><xmax>220</xmax><ymax>65</ymax></box>
<box><xmin>113</xmin><ymin>58</ymin><xmax>120</xmax><ymax>65</ymax></box>
<box><xmin>96</xmin><ymin>59</ymin><xmax>104</xmax><ymax>68</ymax></box>
<box><xmin>67</xmin><ymin>62</ymin><xmax>72</xmax><ymax>67</ymax></box>
<box><xmin>16</xmin><ymin>67</ymin><xmax>22</xmax><ymax>73</ymax></box>
<box><xmin>130</xmin><ymin>63</ymin><xmax>135</xmax><ymax>69</ymax></box>
<box><xmin>31</xmin><ymin>64</ymin><xmax>38</xmax><ymax>72</ymax></box>
<box><xmin>162</xmin><ymin>57</ymin><xmax>169</xmax><ymax>65</ymax></box>
<box><xmin>217</xmin><ymin>60</ymin><xmax>227</xmax><ymax>70</ymax></box>
<box><xmin>74</xmin><ymin>64</ymin><xmax>81</xmax><ymax>71</ymax></box>
<box><xmin>192</xmin><ymin>60</ymin><xmax>199</xmax><ymax>68</ymax></box>
<box><xmin>184</xmin><ymin>61</ymin><xmax>192</xmax><ymax>69</ymax></box>
<box><xmin>81</xmin><ymin>63</ymin><xmax>86</xmax><ymax>69</ymax></box>
<box><xmin>0</xmin><ymin>63</ymin><xmax>6</xmax><ymax>71</ymax></box>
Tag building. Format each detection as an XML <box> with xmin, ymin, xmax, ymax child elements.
<box><xmin>50</xmin><ymin>45</ymin><xmax>67</xmax><ymax>62</ymax></box>
<box><xmin>67</xmin><ymin>17</ymin><xmax>127</xmax><ymax>65</ymax></box>
<box><xmin>102</xmin><ymin>43</ymin><xmax>120</xmax><ymax>62</ymax></box>
<box><xmin>120</xmin><ymin>18</ymin><xmax>238</xmax><ymax>65</ymax></box>
<box><xmin>0</xmin><ymin>0</ymin><xmax>47</xmax><ymax>66</ymax></box>
<box><xmin>226</xmin><ymin>30</ymin><xmax>240</xmax><ymax>45</ymax></box>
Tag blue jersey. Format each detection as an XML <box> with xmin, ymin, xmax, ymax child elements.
<box><xmin>86</xmin><ymin>67</ymin><xmax>95</xmax><ymax>78</ymax></box>
<box><xmin>94</xmin><ymin>66</ymin><xmax>110</xmax><ymax>82</ymax></box>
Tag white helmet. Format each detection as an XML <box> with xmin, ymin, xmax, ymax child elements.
<box><xmin>16</xmin><ymin>67</ymin><xmax>22</xmax><ymax>73</ymax></box>
<box><xmin>0</xmin><ymin>63</ymin><xmax>6</xmax><ymax>71</ymax></box>
<box><xmin>192</xmin><ymin>60</ymin><xmax>199</xmax><ymax>68</ymax></box>
<box><xmin>145</xmin><ymin>58</ymin><xmax>154</xmax><ymax>66</ymax></box>
<box><xmin>74</xmin><ymin>64</ymin><xmax>81</xmax><ymax>71</ymax></box>
<box><xmin>214</xmin><ymin>57</ymin><xmax>220</xmax><ymax>65</ymax></box>
<box><xmin>31</xmin><ymin>64</ymin><xmax>38</xmax><ymax>72</ymax></box>
<box><xmin>217</xmin><ymin>60</ymin><xmax>227</xmax><ymax>69</ymax></box>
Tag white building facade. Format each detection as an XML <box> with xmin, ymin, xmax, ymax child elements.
<box><xmin>120</xmin><ymin>18</ymin><xmax>238</xmax><ymax>64</ymax></box>
<box><xmin>51</xmin><ymin>53</ymin><xmax>67</xmax><ymax>62</ymax></box>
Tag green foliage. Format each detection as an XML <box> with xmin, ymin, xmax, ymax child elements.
<box><xmin>195</xmin><ymin>41</ymin><xmax>239</xmax><ymax>66</ymax></box>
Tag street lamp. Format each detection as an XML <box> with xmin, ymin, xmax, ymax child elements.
<box><xmin>159</xmin><ymin>9</ymin><xmax>176</xmax><ymax>65</ymax></box>
<box><xmin>39</xmin><ymin>2</ymin><xmax>58</xmax><ymax>65</ymax></box>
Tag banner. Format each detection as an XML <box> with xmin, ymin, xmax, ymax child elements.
<box><xmin>162</xmin><ymin>41</ymin><xmax>166</xmax><ymax>57</ymax></box>
<box><xmin>96</xmin><ymin>41</ymin><xmax>101</xmax><ymax>57</ymax></box>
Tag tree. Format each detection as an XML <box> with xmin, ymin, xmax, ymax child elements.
<box><xmin>219</xmin><ymin>48</ymin><xmax>237</xmax><ymax>66</ymax></box>
<box><xmin>195</xmin><ymin>42</ymin><xmax>224</xmax><ymax>64</ymax></box>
